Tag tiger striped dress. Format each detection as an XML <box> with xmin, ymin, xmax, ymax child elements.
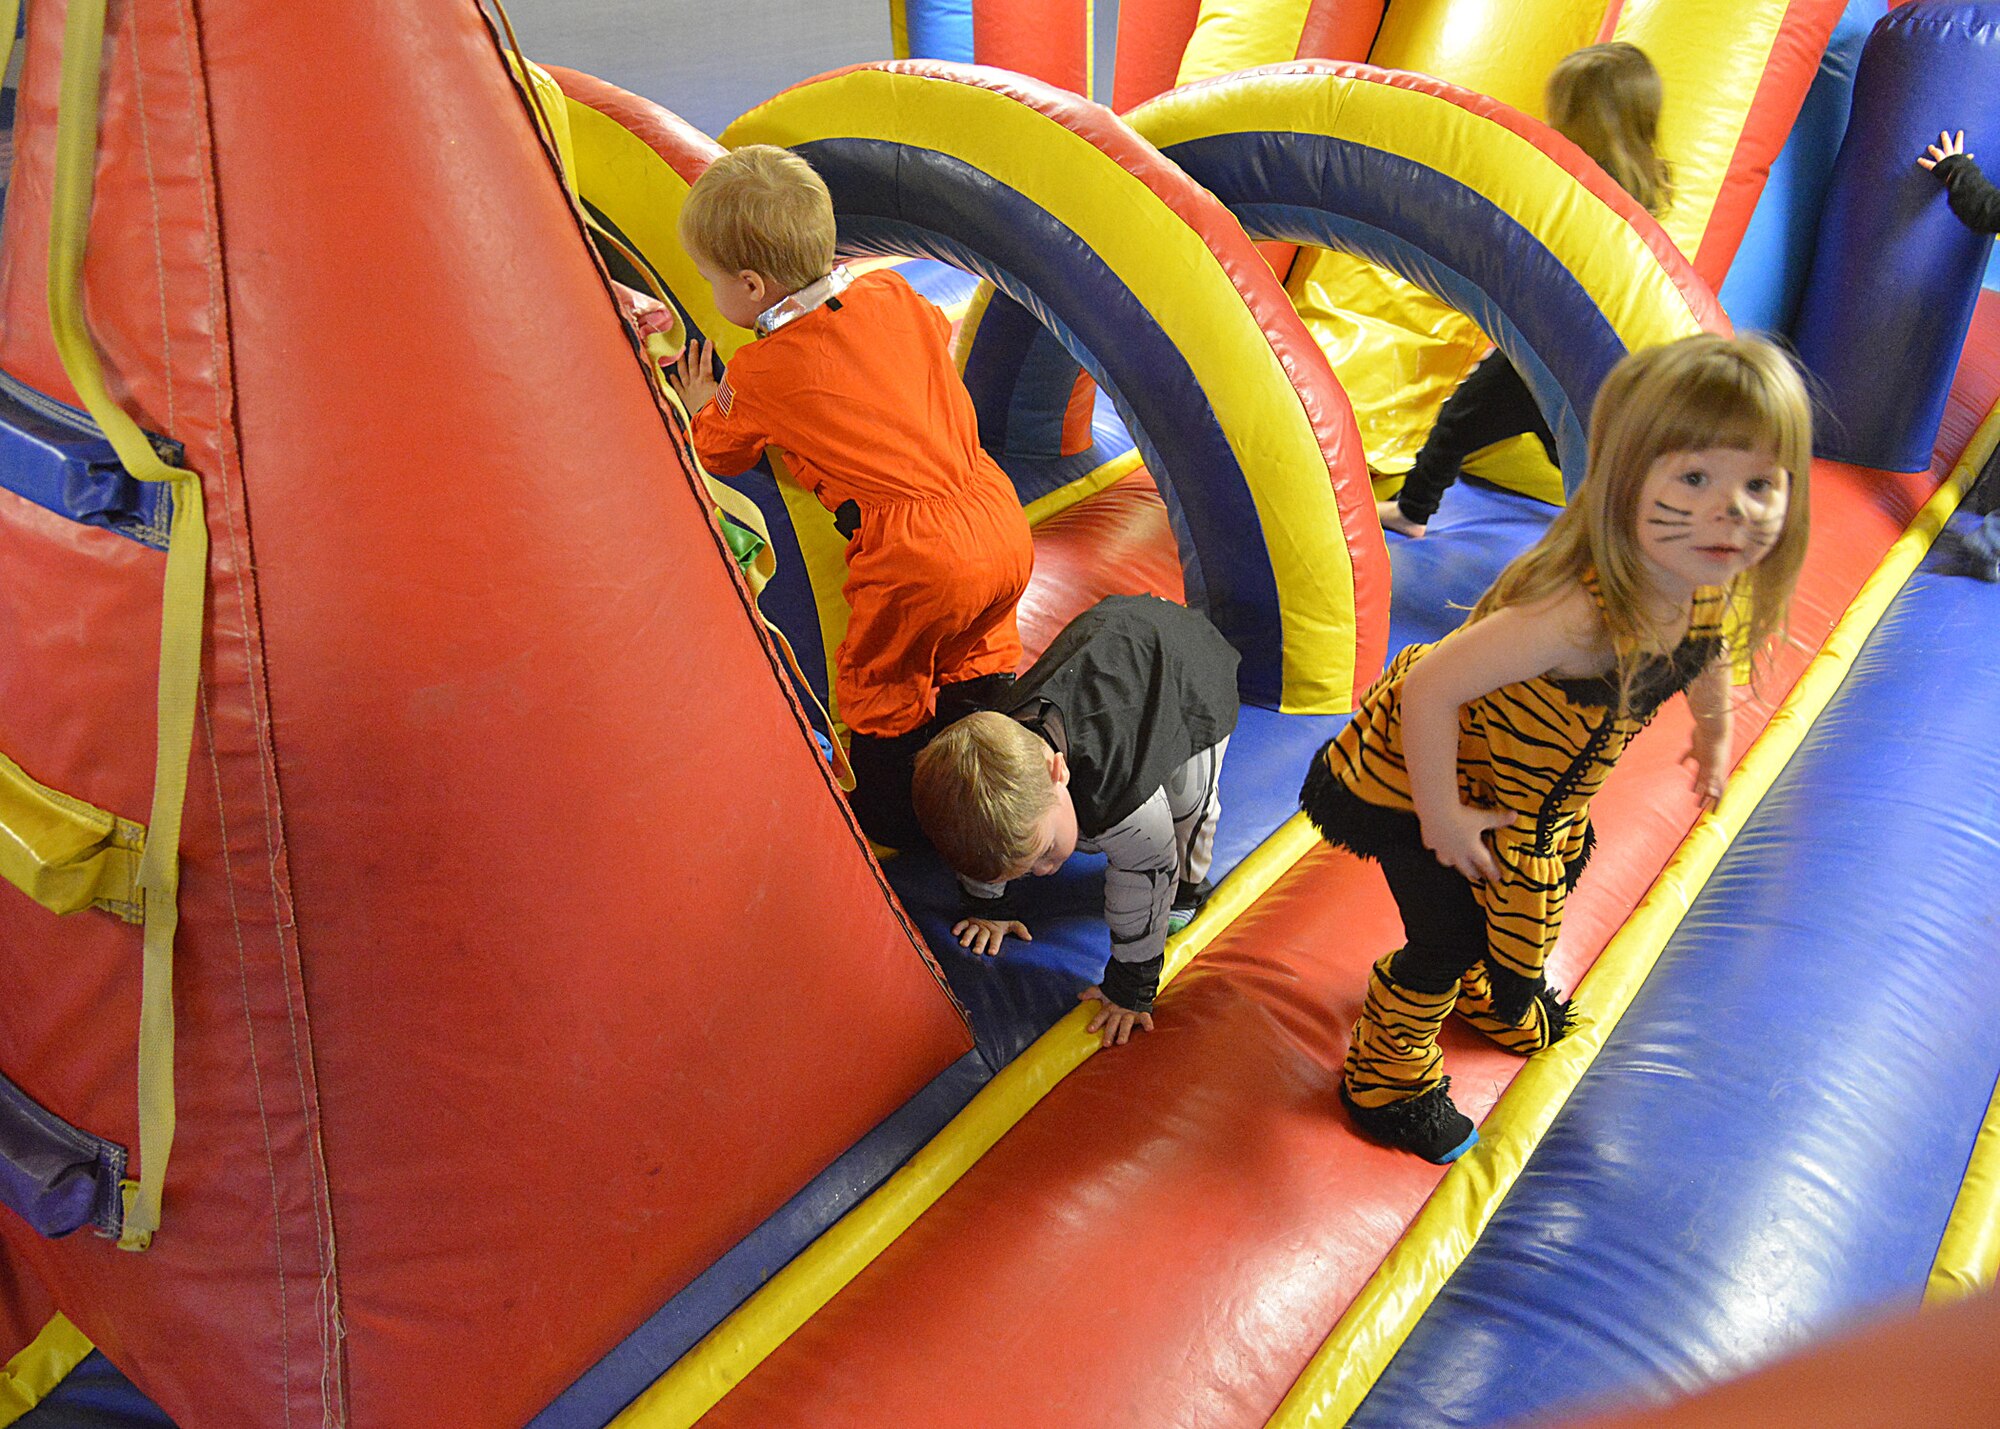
<box><xmin>1306</xmin><ymin>577</ymin><xmax>1725</xmax><ymax>1107</ymax></box>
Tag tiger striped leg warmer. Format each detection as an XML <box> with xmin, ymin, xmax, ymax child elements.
<box><xmin>1454</xmin><ymin>961</ymin><xmax>1572</xmax><ymax>1055</ymax></box>
<box><xmin>1340</xmin><ymin>953</ymin><xmax>1479</xmax><ymax>1163</ymax></box>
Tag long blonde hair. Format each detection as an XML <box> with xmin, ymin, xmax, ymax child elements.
<box><xmin>1470</xmin><ymin>334</ymin><xmax>1813</xmax><ymax>708</ymax></box>
<box><xmin>1547</xmin><ymin>42</ymin><xmax>1673</xmax><ymax>217</ymax></box>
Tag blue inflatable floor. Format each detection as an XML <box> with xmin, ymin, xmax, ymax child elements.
<box><xmin>1352</xmin><ymin>510</ymin><xmax>2000</xmax><ymax>1428</ymax></box>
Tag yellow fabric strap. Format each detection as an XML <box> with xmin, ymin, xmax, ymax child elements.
<box><xmin>1927</xmin><ymin>1069</ymin><xmax>2000</xmax><ymax>1304</ymax></box>
<box><xmin>0</xmin><ymin>1314</ymin><xmax>95</xmax><ymax>1428</ymax></box>
<box><xmin>49</xmin><ymin>0</ymin><xmax>209</xmax><ymax>1253</ymax></box>
<box><xmin>0</xmin><ymin>748</ymin><xmax>146</xmax><ymax>921</ymax></box>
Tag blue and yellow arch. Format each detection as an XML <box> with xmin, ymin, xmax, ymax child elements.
<box><xmin>725</xmin><ymin>61</ymin><xmax>1386</xmax><ymax>714</ymax></box>
<box><xmin>1126</xmin><ymin>61</ymin><xmax>1730</xmax><ymax>495</ymax></box>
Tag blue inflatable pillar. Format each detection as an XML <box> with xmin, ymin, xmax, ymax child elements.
<box><xmin>1793</xmin><ymin>4</ymin><xmax>2000</xmax><ymax>471</ymax></box>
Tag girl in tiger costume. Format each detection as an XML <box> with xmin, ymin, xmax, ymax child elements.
<box><xmin>1304</xmin><ymin>334</ymin><xmax>1812</xmax><ymax>1161</ymax></box>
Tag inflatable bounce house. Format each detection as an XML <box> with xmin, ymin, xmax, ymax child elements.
<box><xmin>3</xmin><ymin>0</ymin><xmax>1999</xmax><ymax>1424</ymax></box>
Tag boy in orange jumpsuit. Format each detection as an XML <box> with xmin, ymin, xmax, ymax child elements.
<box><xmin>668</xmin><ymin>145</ymin><xmax>1036</xmax><ymax>847</ymax></box>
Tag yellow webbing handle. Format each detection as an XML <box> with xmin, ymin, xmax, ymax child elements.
<box><xmin>48</xmin><ymin>0</ymin><xmax>209</xmax><ymax>1251</ymax></box>
<box><xmin>0</xmin><ymin>748</ymin><xmax>145</xmax><ymax>921</ymax></box>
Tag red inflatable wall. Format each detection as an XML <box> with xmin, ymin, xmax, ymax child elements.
<box><xmin>975</xmin><ymin>0</ymin><xmax>1091</xmax><ymax>95</ymax></box>
<box><xmin>0</xmin><ymin>3</ymin><xmax>969</xmax><ymax>1425</ymax></box>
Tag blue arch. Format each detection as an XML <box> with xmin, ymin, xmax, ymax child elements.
<box><xmin>795</xmin><ymin>135</ymin><xmax>1294</xmax><ymax>704</ymax></box>
<box><xmin>1154</xmin><ymin>131</ymin><xmax>1644</xmax><ymax>492</ymax></box>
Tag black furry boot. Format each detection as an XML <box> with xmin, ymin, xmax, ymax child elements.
<box><xmin>1340</xmin><ymin>1080</ymin><xmax>1479</xmax><ymax>1164</ymax></box>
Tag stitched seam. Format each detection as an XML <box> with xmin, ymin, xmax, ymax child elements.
<box><xmin>200</xmin><ymin>683</ymin><xmax>291</xmax><ymax>1420</ymax></box>
<box><xmin>141</xmin><ymin>3</ymin><xmax>298</xmax><ymax>1418</ymax></box>
<box><xmin>167</xmin><ymin>0</ymin><xmax>339</xmax><ymax>1417</ymax></box>
<box><xmin>127</xmin><ymin>4</ymin><xmax>175</xmax><ymax>433</ymax></box>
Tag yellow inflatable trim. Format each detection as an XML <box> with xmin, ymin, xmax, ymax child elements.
<box><xmin>0</xmin><ymin>1314</ymin><xmax>94</xmax><ymax>1429</ymax></box>
<box><xmin>560</xmin><ymin>95</ymin><xmax>748</xmax><ymax>361</ymax></box>
<box><xmin>772</xmin><ymin>453</ymin><xmax>854</xmax><ymax>733</ymax></box>
<box><xmin>1287</xmin><ymin>250</ymin><xmax>1488</xmax><ymax>481</ymax></box>
<box><xmin>1928</xmin><ymin>1071</ymin><xmax>2000</xmax><ymax>1304</ymax></box>
<box><xmin>1024</xmin><ymin>449</ymin><xmax>1147</xmax><ymax>528</ymax></box>
<box><xmin>1371</xmin><ymin>0</ymin><xmax>1602</xmax><ymax>118</ymax></box>
<box><xmin>612</xmin><ymin>813</ymin><xmax>1325</xmax><ymax>1428</ymax></box>
<box><xmin>1458</xmin><ymin>432</ymin><xmax>1566</xmax><ymax>510</ymax></box>
<box><xmin>1267</xmin><ymin>412</ymin><xmax>2000</xmax><ymax>1428</ymax></box>
<box><xmin>1132</xmin><ymin>73</ymin><xmax>1703</xmax><ymax>361</ymax></box>
<box><xmin>0</xmin><ymin>750</ymin><xmax>145</xmax><ymax>922</ymax></box>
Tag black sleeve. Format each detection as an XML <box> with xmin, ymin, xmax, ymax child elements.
<box><xmin>1936</xmin><ymin>154</ymin><xmax>2000</xmax><ymax>237</ymax></box>
<box><xmin>1096</xmin><ymin>952</ymin><xmax>1163</xmax><ymax>1014</ymax></box>
<box><xmin>957</xmin><ymin>879</ymin><xmax>1025</xmax><ymax>922</ymax></box>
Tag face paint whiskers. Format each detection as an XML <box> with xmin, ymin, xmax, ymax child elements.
<box><xmin>1644</xmin><ymin>499</ymin><xmax>1694</xmax><ymax>541</ymax></box>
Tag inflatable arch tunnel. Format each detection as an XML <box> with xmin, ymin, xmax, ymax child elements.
<box><xmin>566</xmin><ymin>60</ymin><xmax>1390</xmax><ymax>715</ymax></box>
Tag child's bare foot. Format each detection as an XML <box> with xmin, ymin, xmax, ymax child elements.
<box><xmin>1376</xmin><ymin>499</ymin><xmax>1426</xmax><ymax>539</ymax></box>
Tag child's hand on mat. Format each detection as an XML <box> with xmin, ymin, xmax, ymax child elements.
<box><xmin>1080</xmin><ymin>986</ymin><xmax>1153</xmax><ymax>1048</ymax></box>
<box><xmin>668</xmin><ymin>337</ymin><xmax>719</xmax><ymax>412</ymax></box>
<box><xmin>953</xmin><ymin>916</ymin><xmax>1031</xmax><ymax>957</ymax></box>
<box><xmin>1922</xmin><ymin>129</ymin><xmax>1969</xmax><ymax>171</ymax></box>
<box><xmin>1682</xmin><ymin>728</ymin><xmax>1730</xmax><ymax>809</ymax></box>
<box><xmin>1421</xmin><ymin>801</ymin><xmax>1512</xmax><ymax>884</ymax></box>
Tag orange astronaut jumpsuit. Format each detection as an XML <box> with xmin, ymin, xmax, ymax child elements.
<box><xmin>690</xmin><ymin>268</ymin><xmax>1035</xmax><ymax>740</ymax></box>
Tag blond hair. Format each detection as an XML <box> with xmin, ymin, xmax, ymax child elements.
<box><xmin>678</xmin><ymin>144</ymin><xmax>837</xmax><ymax>293</ymax></box>
<box><xmin>1547</xmin><ymin>42</ymin><xmax>1673</xmax><ymax>217</ymax></box>
<box><xmin>912</xmin><ymin>712</ymin><xmax>1056</xmax><ymax>882</ymax></box>
<box><xmin>1471</xmin><ymin>334</ymin><xmax>1812</xmax><ymax>709</ymax></box>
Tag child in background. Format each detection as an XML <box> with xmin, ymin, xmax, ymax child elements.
<box><xmin>1919</xmin><ymin>130</ymin><xmax>2000</xmax><ymax>530</ymax></box>
<box><xmin>1920</xmin><ymin>129</ymin><xmax>2000</xmax><ymax>233</ymax></box>
<box><xmin>667</xmin><ymin>145</ymin><xmax>1035</xmax><ymax>848</ymax></box>
<box><xmin>913</xmin><ymin>596</ymin><xmax>1239</xmax><ymax>1049</ymax></box>
<box><xmin>1311</xmin><ymin>334</ymin><xmax>1811</xmax><ymax>1161</ymax></box>
<box><xmin>1380</xmin><ymin>42</ymin><xmax>1675</xmax><ymax>539</ymax></box>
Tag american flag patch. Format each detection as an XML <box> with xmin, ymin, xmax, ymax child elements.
<box><xmin>716</xmin><ymin>376</ymin><xmax>735</xmax><ymax>415</ymax></box>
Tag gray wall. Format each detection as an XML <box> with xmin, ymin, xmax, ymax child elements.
<box><xmin>500</xmin><ymin>0</ymin><xmax>892</xmax><ymax>138</ymax></box>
